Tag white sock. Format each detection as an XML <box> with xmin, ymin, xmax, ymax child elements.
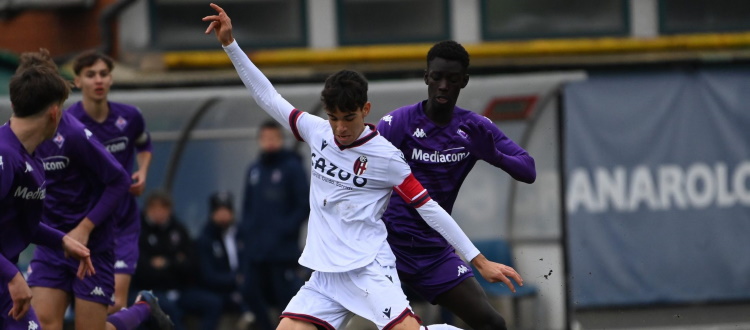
<box><xmin>421</xmin><ymin>324</ymin><xmax>463</xmax><ymax>330</ymax></box>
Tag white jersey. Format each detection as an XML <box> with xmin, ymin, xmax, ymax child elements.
<box><xmin>293</xmin><ymin>114</ymin><xmax>411</xmax><ymax>271</ymax></box>
<box><xmin>223</xmin><ymin>40</ymin><xmax>480</xmax><ymax>273</ymax></box>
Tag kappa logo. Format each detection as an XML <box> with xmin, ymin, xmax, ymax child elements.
<box><xmin>84</xmin><ymin>128</ymin><xmax>93</xmax><ymax>140</ymax></box>
<box><xmin>0</xmin><ymin>155</ymin><xmax>4</xmax><ymax>170</ymax></box>
<box><xmin>383</xmin><ymin>307</ymin><xmax>391</xmax><ymax>319</ymax></box>
<box><xmin>381</xmin><ymin>114</ymin><xmax>393</xmax><ymax>126</ymax></box>
<box><xmin>28</xmin><ymin>320</ymin><xmax>39</xmax><ymax>330</ymax></box>
<box><xmin>114</xmin><ymin>260</ymin><xmax>128</xmax><ymax>269</ymax></box>
<box><xmin>24</xmin><ymin>162</ymin><xmax>34</xmax><ymax>173</ymax></box>
<box><xmin>91</xmin><ymin>286</ymin><xmax>106</xmax><ymax>297</ymax></box>
<box><xmin>457</xmin><ymin>265</ymin><xmax>469</xmax><ymax>276</ymax></box>
<box><xmin>321</xmin><ymin>139</ymin><xmax>328</xmax><ymax>151</ymax></box>
<box><xmin>115</xmin><ymin>116</ymin><xmax>128</xmax><ymax>131</ymax></box>
<box><xmin>353</xmin><ymin>155</ymin><xmax>368</xmax><ymax>176</ymax></box>
<box><xmin>53</xmin><ymin>133</ymin><xmax>65</xmax><ymax>149</ymax></box>
<box><xmin>413</xmin><ymin>128</ymin><xmax>426</xmax><ymax>138</ymax></box>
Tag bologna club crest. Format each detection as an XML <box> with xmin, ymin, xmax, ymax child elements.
<box><xmin>353</xmin><ymin>155</ymin><xmax>368</xmax><ymax>176</ymax></box>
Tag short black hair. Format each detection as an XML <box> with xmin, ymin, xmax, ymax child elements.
<box><xmin>320</xmin><ymin>70</ymin><xmax>368</xmax><ymax>113</ymax></box>
<box><xmin>10</xmin><ymin>66</ymin><xmax>70</xmax><ymax>118</ymax></box>
<box><xmin>258</xmin><ymin>119</ymin><xmax>282</xmax><ymax>137</ymax></box>
<box><xmin>73</xmin><ymin>50</ymin><xmax>114</xmax><ymax>75</ymax></box>
<box><xmin>427</xmin><ymin>40</ymin><xmax>470</xmax><ymax>71</ymax></box>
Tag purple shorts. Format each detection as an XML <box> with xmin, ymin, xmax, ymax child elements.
<box><xmin>114</xmin><ymin>199</ymin><xmax>141</xmax><ymax>275</ymax></box>
<box><xmin>392</xmin><ymin>246</ymin><xmax>474</xmax><ymax>304</ymax></box>
<box><xmin>27</xmin><ymin>246</ymin><xmax>115</xmax><ymax>306</ymax></box>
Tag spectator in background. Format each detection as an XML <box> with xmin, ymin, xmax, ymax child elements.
<box><xmin>133</xmin><ymin>190</ymin><xmax>200</xmax><ymax>330</ymax></box>
<box><xmin>195</xmin><ymin>191</ymin><xmax>254</xmax><ymax>330</ymax></box>
<box><xmin>241</xmin><ymin>120</ymin><xmax>309</xmax><ymax>330</ymax></box>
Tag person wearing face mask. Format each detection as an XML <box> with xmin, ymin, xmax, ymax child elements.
<box><xmin>239</xmin><ymin>120</ymin><xmax>309</xmax><ymax>330</ymax></box>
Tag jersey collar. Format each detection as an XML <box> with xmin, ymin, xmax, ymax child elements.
<box><xmin>335</xmin><ymin>123</ymin><xmax>378</xmax><ymax>150</ymax></box>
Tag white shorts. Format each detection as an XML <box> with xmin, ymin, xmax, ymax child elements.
<box><xmin>281</xmin><ymin>259</ymin><xmax>418</xmax><ymax>330</ymax></box>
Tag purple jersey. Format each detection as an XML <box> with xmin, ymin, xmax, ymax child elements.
<box><xmin>0</xmin><ymin>124</ymin><xmax>64</xmax><ymax>283</ymax></box>
<box><xmin>67</xmin><ymin>101</ymin><xmax>151</xmax><ymax>232</ymax></box>
<box><xmin>35</xmin><ymin>112</ymin><xmax>130</xmax><ymax>252</ymax></box>
<box><xmin>377</xmin><ymin>101</ymin><xmax>535</xmax><ymax>272</ymax></box>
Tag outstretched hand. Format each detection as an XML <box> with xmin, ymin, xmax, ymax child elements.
<box><xmin>456</xmin><ymin>120</ymin><xmax>503</xmax><ymax>163</ymax></box>
<box><xmin>203</xmin><ymin>3</ymin><xmax>235</xmax><ymax>46</ymax></box>
<box><xmin>471</xmin><ymin>254</ymin><xmax>523</xmax><ymax>292</ymax></box>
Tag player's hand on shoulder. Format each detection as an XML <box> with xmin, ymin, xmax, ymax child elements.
<box><xmin>203</xmin><ymin>3</ymin><xmax>235</xmax><ymax>46</ymax></box>
<box><xmin>472</xmin><ymin>254</ymin><xmax>524</xmax><ymax>292</ymax></box>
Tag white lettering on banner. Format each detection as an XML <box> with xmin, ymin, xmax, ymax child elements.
<box><xmin>567</xmin><ymin>161</ymin><xmax>750</xmax><ymax>213</ymax></box>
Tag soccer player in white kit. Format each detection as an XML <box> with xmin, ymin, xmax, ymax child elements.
<box><xmin>204</xmin><ymin>4</ymin><xmax>520</xmax><ymax>330</ymax></box>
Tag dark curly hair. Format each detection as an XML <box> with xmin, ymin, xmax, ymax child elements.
<box><xmin>427</xmin><ymin>40</ymin><xmax>470</xmax><ymax>70</ymax></box>
<box><xmin>320</xmin><ymin>70</ymin><xmax>368</xmax><ymax>113</ymax></box>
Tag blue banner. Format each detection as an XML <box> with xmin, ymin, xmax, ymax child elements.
<box><xmin>564</xmin><ymin>69</ymin><xmax>750</xmax><ymax>308</ymax></box>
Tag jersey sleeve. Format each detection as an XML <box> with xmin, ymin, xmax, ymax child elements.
<box><xmin>0</xmin><ymin>152</ymin><xmax>14</xmax><ymax>199</ymax></box>
<box><xmin>31</xmin><ymin>222</ymin><xmax>65</xmax><ymax>249</ymax></box>
<box><xmin>477</xmin><ymin>115</ymin><xmax>536</xmax><ymax>183</ymax></box>
<box><xmin>72</xmin><ymin>129</ymin><xmax>131</xmax><ymax>226</ymax></box>
<box><xmin>0</xmin><ymin>254</ymin><xmax>19</xmax><ymax>283</ymax></box>
<box><xmin>223</xmin><ymin>39</ymin><xmax>326</xmax><ymax>143</ymax></box>
<box><xmin>390</xmin><ymin>154</ymin><xmax>480</xmax><ymax>262</ymax></box>
<box><xmin>133</xmin><ymin>110</ymin><xmax>152</xmax><ymax>154</ymax></box>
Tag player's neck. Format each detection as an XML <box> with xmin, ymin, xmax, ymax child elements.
<box><xmin>9</xmin><ymin>117</ymin><xmax>48</xmax><ymax>154</ymax></box>
<box><xmin>82</xmin><ymin>98</ymin><xmax>110</xmax><ymax>123</ymax></box>
<box><xmin>423</xmin><ymin>101</ymin><xmax>454</xmax><ymax>126</ymax></box>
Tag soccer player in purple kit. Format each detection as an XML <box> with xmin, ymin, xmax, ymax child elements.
<box><xmin>66</xmin><ymin>51</ymin><xmax>154</xmax><ymax>315</ymax></box>
<box><xmin>15</xmin><ymin>50</ymin><xmax>172</xmax><ymax>330</ymax></box>
<box><xmin>1</xmin><ymin>65</ymin><xmax>94</xmax><ymax>330</ymax></box>
<box><xmin>377</xmin><ymin>41</ymin><xmax>536</xmax><ymax>330</ymax></box>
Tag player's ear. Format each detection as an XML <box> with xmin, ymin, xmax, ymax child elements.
<box><xmin>423</xmin><ymin>70</ymin><xmax>429</xmax><ymax>85</ymax></box>
<box><xmin>362</xmin><ymin>102</ymin><xmax>371</xmax><ymax>117</ymax></box>
<box><xmin>461</xmin><ymin>74</ymin><xmax>469</xmax><ymax>89</ymax></box>
<box><xmin>73</xmin><ymin>76</ymin><xmax>82</xmax><ymax>89</ymax></box>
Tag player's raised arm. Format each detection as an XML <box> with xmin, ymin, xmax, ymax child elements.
<box><xmin>203</xmin><ymin>3</ymin><xmax>296</xmax><ymax>129</ymax></box>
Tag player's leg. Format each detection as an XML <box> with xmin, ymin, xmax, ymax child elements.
<box><xmin>401</xmin><ymin>252</ymin><xmax>506</xmax><ymax>330</ymax></box>
<box><xmin>434</xmin><ymin>276</ymin><xmax>506</xmax><ymax>330</ymax></box>
<box><xmin>278</xmin><ymin>271</ymin><xmax>351</xmax><ymax>330</ymax></box>
<box><xmin>27</xmin><ymin>248</ymin><xmax>75</xmax><ymax>330</ymax></box>
<box><xmin>74</xmin><ymin>298</ymin><xmax>108</xmax><ymax>330</ymax></box>
<box><xmin>109</xmin><ymin>274</ymin><xmax>131</xmax><ymax>313</ymax></box>
<box><xmin>29</xmin><ymin>287</ymin><xmax>68</xmax><ymax>330</ymax></box>
<box><xmin>72</xmin><ymin>250</ymin><xmax>116</xmax><ymax>330</ymax></box>
<box><xmin>111</xmin><ymin>204</ymin><xmax>140</xmax><ymax>314</ymax></box>
<box><xmin>341</xmin><ymin>259</ymin><xmax>423</xmax><ymax>330</ymax></box>
<box><xmin>106</xmin><ymin>290</ymin><xmax>173</xmax><ymax>330</ymax></box>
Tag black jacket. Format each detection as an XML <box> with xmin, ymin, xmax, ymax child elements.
<box><xmin>133</xmin><ymin>214</ymin><xmax>196</xmax><ymax>291</ymax></box>
<box><xmin>195</xmin><ymin>220</ymin><xmax>245</xmax><ymax>294</ymax></box>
